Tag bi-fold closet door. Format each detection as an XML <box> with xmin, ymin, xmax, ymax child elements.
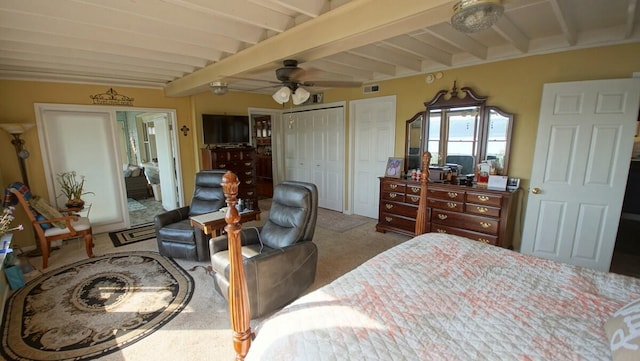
<box><xmin>283</xmin><ymin>105</ymin><xmax>345</xmax><ymax>212</ymax></box>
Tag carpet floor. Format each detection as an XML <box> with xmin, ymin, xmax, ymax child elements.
<box><xmin>7</xmin><ymin>210</ymin><xmax>409</xmax><ymax>361</ymax></box>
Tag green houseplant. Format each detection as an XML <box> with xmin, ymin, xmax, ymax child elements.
<box><xmin>57</xmin><ymin>171</ymin><xmax>94</xmax><ymax>209</ymax></box>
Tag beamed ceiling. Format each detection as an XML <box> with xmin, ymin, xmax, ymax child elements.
<box><xmin>0</xmin><ymin>0</ymin><xmax>638</xmax><ymax>97</ymax></box>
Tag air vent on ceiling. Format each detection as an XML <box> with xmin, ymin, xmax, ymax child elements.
<box><xmin>363</xmin><ymin>84</ymin><xmax>380</xmax><ymax>94</ymax></box>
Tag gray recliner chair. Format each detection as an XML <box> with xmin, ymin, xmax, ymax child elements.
<box><xmin>210</xmin><ymin>180</ymin><xmax>318</xmax><ymax>319</ymax></box>
<box><xmin>154</xmin><ymin>170</ymin><xmax>226</xmax><ymax>261</ymax></box>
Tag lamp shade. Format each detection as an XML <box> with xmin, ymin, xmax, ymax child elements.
<box><xmin>0</xmin><ymin>123</ymin><xmax>35</xmax><ymax>134</ymax></box>
<box><xmin>291</xmin><ymin>87</ymin><xmax>310</xmax><ymax>105</ymax></box>
<box><xmin>451</xmin><ymin>0</ymin><xmax>504</xmax><ymax>33</ymax></box>
<box><xmin>272</xmin><ymin>86</ymin><xmax>291</xmax><ymax>104</ymax></box>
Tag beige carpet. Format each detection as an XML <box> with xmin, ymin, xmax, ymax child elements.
<box><xmin>15</xmin><ymin>211</ymin><xmax>410</xmax><ymax>361</ymax></box>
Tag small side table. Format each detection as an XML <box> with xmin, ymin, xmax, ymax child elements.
<box><xmin>190</xmin><ymin>210</ymin><xmax>261</xmax><ymax>236</ymax></box>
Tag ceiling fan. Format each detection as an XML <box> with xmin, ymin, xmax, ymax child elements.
<box><xmin>212</xmin><ymin>59</ymin><xmax>362</xmax><ymax>105</ymax></box>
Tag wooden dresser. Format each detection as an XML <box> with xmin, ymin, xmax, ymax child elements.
<box><xmin>201</xmin><ymin>146</ymin><xmax>259</xmax><ymax>211</ymax></box>
<box><xmin>376</xmin><ymin>177</ymin><xmax>519</xmax><ymax>249</ymax></box>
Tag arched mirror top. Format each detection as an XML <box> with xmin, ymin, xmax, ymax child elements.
<box><xmin>404</xmin><ymin>82</ymin><xmax>514</xmax><ymax>180</ymax></box>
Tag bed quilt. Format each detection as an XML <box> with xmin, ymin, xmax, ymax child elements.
<box><xmin>246</xmin><ymin>233</ymin><xmax>640</xmax><ymax>361</ymax></box>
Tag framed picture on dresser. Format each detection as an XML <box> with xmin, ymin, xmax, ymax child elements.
<box><xmin>384</xmin><ymin>157</ymin><xmax>403</xmax><ymax>178</ymax></box>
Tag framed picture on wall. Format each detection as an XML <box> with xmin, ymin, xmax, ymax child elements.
<box><xmin>385</xmin><ymin>157</ymin><xmax>404</xmax><ymax>178</ymax></box>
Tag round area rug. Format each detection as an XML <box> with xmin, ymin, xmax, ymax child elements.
<box><xmin>1</xmin><ymin>251</ymin><xmax>194</xmax><ymax>361</ymax></box>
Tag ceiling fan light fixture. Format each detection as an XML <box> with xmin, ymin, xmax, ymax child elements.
<box><xmin>291</xmin><ymin>86</ymin><xmax>310</xmax><ymax>105</ymax></box>
<box><xmin>272</xmin><ymin>86</ymin><xmax>291</xmax><ymax>104</ymax></box>
<box><xmin>209</xmin><ymin>81</ymin><xmax>228</xmax><ymax>95</ymax></box>
<box><xmin>451</xmin><ymin>0</ymin><xmax>504</xmax><ymax>33</ymax></box>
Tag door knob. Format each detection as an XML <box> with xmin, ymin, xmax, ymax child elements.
<box><xmin>531</xmin><ymin>187</ymin><xmax>541</xmax><ymax>194</ymax></box>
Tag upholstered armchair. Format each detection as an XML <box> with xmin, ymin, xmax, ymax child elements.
<box><xmin>154</xmin><ymin>170</ymin><xmax>226</xmax><ymax>261</ymax></box>
<box><xmin>210</xmin><ymin>181</ymin><xmax>318</xmax><ymax>319</ymax></box>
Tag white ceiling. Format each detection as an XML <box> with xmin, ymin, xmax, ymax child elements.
<box><xmin>0</xmin><ymin>0</ymin><xmax>638</xmax><ymax>97</ymax></box>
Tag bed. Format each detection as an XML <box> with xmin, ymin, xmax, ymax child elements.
<box><xmin>244</xmin><ymin>233</ymin><xmax>640</xmax><ymax>360</ymax></box>
<box><xmin>216</xmin><ymin>167</ymin><xmax>640</xmax><ymax>361</ymax></box>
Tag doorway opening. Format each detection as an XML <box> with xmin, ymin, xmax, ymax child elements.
<box><xmin>117</xmin><ymin>111</ymin><xmax>181</xmax><ymax>227</ymax></box>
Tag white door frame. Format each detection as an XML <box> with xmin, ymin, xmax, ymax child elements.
<box><xmin>34</xmin><ymin>103</ymin><xmax>183</xmax><ymax>231</ymax></box>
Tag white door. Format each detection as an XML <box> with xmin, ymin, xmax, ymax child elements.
<box><xmin>152</xmin><ymin>115</ymin><xmax>179</xmax><ymax>210</ymax></box>
<box><xmin>36</xmin><ymin>107</ymin><xmax>127</xmax><ymax>234</ymax></box>
<box><xmin>350</xmin><ymin>96</ymin><xmax>397</xmax><ymax>218</ymax></box>
<box><xmin>284</xmin><ymin>105</ymin><xmax>345</xmax><ymax>211</ymax></box>
<box><xmin>521</xmin><ymin>78</ymin><xmax>640</xmax><ymax>271</ymax></box>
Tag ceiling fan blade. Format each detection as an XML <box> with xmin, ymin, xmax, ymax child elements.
<box><xmin>223</xmin><ymin>75</ymin><xmax>281</xmax><ymax>85</ymax></box>
<box><xmin>303</xmin><ymin>80</ymin><xmax>362</xmax><ymax>88</ymax></box>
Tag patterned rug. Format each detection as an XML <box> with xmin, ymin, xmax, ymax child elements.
<box><xmin>109</xmin><ymin>223</ymin><xmax>156</xmax><ymax>247</ymax></box>
<box><xmin>127</xmin><ymin>198</ymin><xmax>146</xmax><ymax>211</ymax></box>
<box><xmin>0</xmin><ymin>252</ymin><xmax>193</xmax><ymax>361</ymax></box>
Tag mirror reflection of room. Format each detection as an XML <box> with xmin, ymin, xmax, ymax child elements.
<box><xmin>117</xmin><ymin>112</ymin><xmax>166</xmax><ymax>226</ymax></box>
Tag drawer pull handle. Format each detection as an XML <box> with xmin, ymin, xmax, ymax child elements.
<box><xmin>385</xmin><ymin>217</ymin><xmax>393</xmax><ymax>222</ymax></box>
<box><xmin>447</xmin><ymin>192</ymin><xmax>458</xmax><ymax>198</ymax></box>
<box><xmin>385</xmin><ymin>204</ymin><xmax>394</xmax><ymax>209</ymax></box>
<box><xmin>409</xmin><ymin>196</ymin><xmax>419</xmax><ymax>202</ymax></box>
<box><xmin>411</xmin><ymin>187</ymin><xmax>420</xmax><ymax>193</ymax></box>
<box><xmin>245</xmin><ymin>171</ymin><xmax>252</xmax><ymax>175</ymax></box>
<box><xmin>245</xmin><ymin>162</ymin><xmax>252</xmax><ymax>166</ymax></box>
<box><xmin>389</xmin><ymin>193</ymin><xmax>397</xmax><ymax>198</ymax></box>
<box><xmin>436</xmin><ymin>229</ymin><xmax>447</xmax><ymax>233</ymax></box>
<box><xmin>390</xmin><ymin>184</ymin><xmax>398</xmax><ymax>189</ymax></box>
<box><xmin>479</xmin><ymin>238</ymin><xmax>490</xmax><ymax>244</ymax></box>
<box><xmin>447</xmin><ymin>202</ymin><xmax>457</xmax><ymax>209</ymax></box>
<box><xmin>437</xmin><ymin>214</ymin><xmax>448</xmax><ymax>220</ymax></box>
<box><xmin>219</xmin><ymin>164</ymin><xmax>226</xmax><ymax>168</ymax></box>
<box><xmin>480</xmin><ymin>222</ymin><xmax>491</xmax><ymax>228</ymax></box>
<box><xmin>476</xmin><ymin>207</ymin><xmax>488</xmax><ymax>213</ymax></box>
<box><xmin>245</xmin><ymin>180</ymin><xmax>253</xmax><ymax>184</ymax></box>
<box><xmin>247</xmin><ymin>192</ymin><xmax>254</xmax><ymax>196</ymax></box>
<box><xmin>477</xmin><ymin>195</ymin><xmax>490</xmax><ymax>202</ymax></box>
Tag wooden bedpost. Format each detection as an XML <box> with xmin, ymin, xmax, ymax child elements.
<box><xmin>415</xmin><ymin>152</ymin><xmax>432</xmax><ymax>235</ymax></box>
<box><xmin>221</xmin><ymin>171</ymin><xmax>252</xmax><ymax>361</ymax></box>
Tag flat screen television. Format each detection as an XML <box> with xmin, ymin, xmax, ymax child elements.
<box><xmin>202</xmin><ymin>114</ymin><xmax>251</xmax><ymax>146</ymax></box>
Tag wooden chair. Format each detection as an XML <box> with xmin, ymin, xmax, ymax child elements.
<box><xmin>9</xmin><ymin>188</ymin><xmax>94</xmax><ymax>269</ymax></box>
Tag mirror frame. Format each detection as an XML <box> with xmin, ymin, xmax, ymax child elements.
<box><xmin>404</xmin><ymin>111</ymin><xmax>425</xmax><ymax>174</ymax></box>
<box><xmin>404</xmin><ymin>83</ymin><xmax>514</xmax><ymax>176</ymax></box>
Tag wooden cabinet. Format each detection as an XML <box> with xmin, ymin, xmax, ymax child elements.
<box><xmin>201</xmin><ymin>146</ymin><xmax>259</xmax><ymax>211</ymax></box>
<box><xmin>254</xmin><ymin>115</ymin><xmax>273</xmax><ymax>198</ymax></box>
<box><xmin>376</xmin><ymin>178</ymin><xmax>519</xmax><ymax>248</ymax></box>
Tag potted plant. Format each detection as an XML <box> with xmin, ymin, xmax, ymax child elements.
<box><xmin>57</xmin><ymin>171</ymin><xmax>94</xmax><ymax>209</ymax></box>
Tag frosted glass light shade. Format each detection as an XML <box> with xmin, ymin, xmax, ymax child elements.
<box><xmin>451</xmin><ymin>0</ymin><xmax>503</xmax><ymax>33</ymax></box>
<box><xmin>0</xmin><ymin>123</ymin><xmax>35</xmax><ymax>134</ymax></box>
<box><xmin>291</xmin><ymin>87</ymin><xmax>310</xmax><ymax>105</ymax></box>
<box><xmin>272</xmin><ymin>86</ymin><xmax>291</xmax><ymax>104</ymax></box>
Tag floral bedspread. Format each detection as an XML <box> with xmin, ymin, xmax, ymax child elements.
<box><xmin>246</xmin><ymin>233</ymin><xmax>640</xmax><ymax>361</ymax></box>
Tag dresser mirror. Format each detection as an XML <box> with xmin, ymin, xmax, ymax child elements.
<box><xmin>404</xmin><ymin>83</ymin><xmax>514</xmax><ymax>176</ymax></box>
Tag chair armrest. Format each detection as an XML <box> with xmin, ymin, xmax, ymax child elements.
<box><xmin>244</xmin><ymin>241</ymin><xmax>317</xmax><ymax>283</ymax></box>
<box><xmin>154</xmin><ymin>206</ymin><xmax>190</xmax><ymax>228</ymax></box>
<box><xmin>210</xmin><ymin>227</ymin><xmax>262</xmax><ymax>254</ymax></box>
<box><xmin>34</xmin><ymin>215</ymin><xmax>80</xmax><ymax>233</ymax></box>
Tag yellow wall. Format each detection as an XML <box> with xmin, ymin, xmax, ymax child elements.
<box><xmin>1</xmin><ymin>43</ymin><xmax>639</xmax><ymax>250</ymax></box>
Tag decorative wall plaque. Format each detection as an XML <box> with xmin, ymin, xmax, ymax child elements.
<box><xmin>90</xmin><ymin>88</ymin><xmax>134</xmax><ymax>106</ymax></box>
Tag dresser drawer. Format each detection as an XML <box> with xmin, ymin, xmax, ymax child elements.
<box><xmin>380</xmin><ymin>201</ymin><xmax>418</xmax><ymax>219</ymax></box>
<box><xmin>382</xmin><ymin>191</ymin><xmax>405</xmax><ymax>202</ymax></box>
<box><xmin>431</xmin><ymin>209</ymin><xmax>499</xmax><ymax>235</ymax></box>
<box><xmin>465</xmin><ymin>204</ymin><xmax>501</xmax><ymax>218</ymax></box>
<box><xmin>405</xmin><ymin>184</ymin><xmax>422</xmax><ymax>196</ymax></box>
<box><xmin>428</xmin><ymin>198</ymin><xmax>464</xmax><ymax>212</ymax></box>
<box><xmin>405</xmin><ymin>193</ymin><xmax>421</xmax><ymax>205</ymax></box>
<box><xmin>430</xmin><ymin>224</ymin><xmax>498</xmax><ymax>245</ymax></box>
<box><xmin>380</xmin><ymin>213</ymin><xmax>415</xmax><ymax>232</ymax></box>
<box><xmin>428</xmin><ymin>188</ymin><xmax>465</xmax><ymax>202</ymax></box>
<box><xmin>465</xmin><ymin>192</ymin><xmax>502</xmax><ymax>207</ymax></box>
<box><xmin>383</xmin><ymin>182</ymin><xmax>406</xmax><ymax>193</ymax></box>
